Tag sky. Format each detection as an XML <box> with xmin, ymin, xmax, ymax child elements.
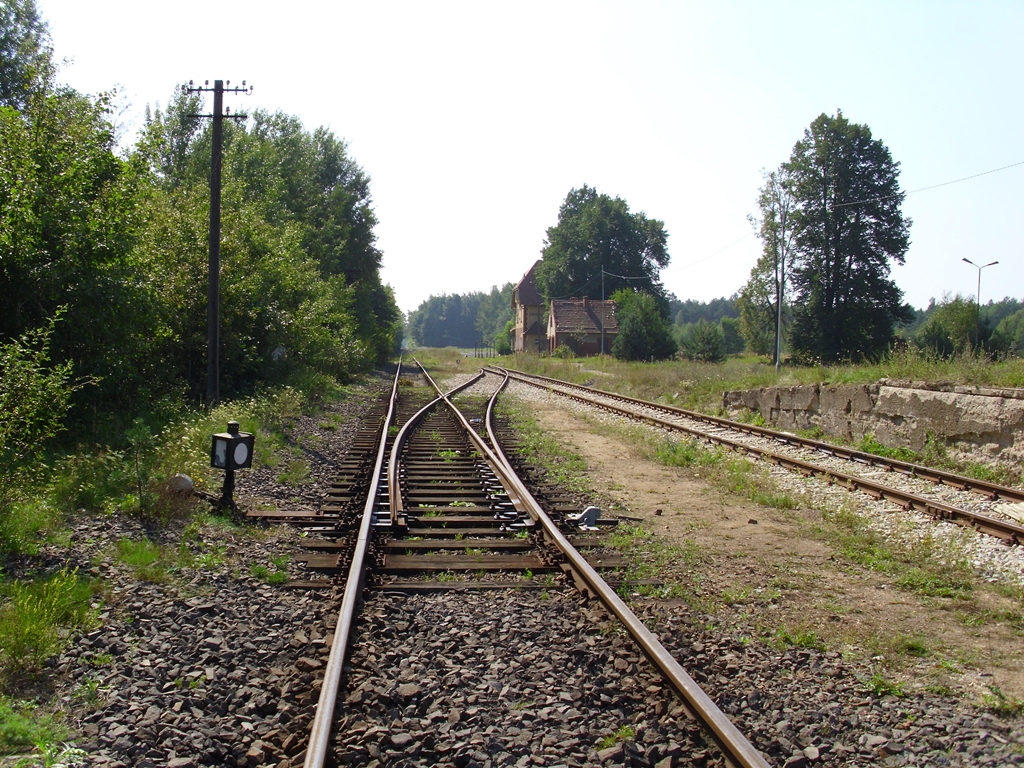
<box><xmin>39</xmin><ymin>0</ymin><xmax>1024</xmax><ymax>315</ymax></box>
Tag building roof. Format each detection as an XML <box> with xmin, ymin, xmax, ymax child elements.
<box><xmin>513</xmin><ymin>260</ymin><xmax>543</xmax><ymax>306</ymax></box>
<box><xmin>550</xmin><ymin>299</ymin><xmax>618</xmax><ymax>335</ymax></box>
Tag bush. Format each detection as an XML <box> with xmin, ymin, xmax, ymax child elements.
<box><xmin>680</xmin><ymin>319</ymin><xmax>725</xmax><ymax>363</ymax></box>
<box><xmin>611</xmin><ymin>291</ymin><xmax>677</xmax><ymax>362</ymax></box>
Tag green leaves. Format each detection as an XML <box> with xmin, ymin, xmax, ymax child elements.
<box><xmin>536</xmin><ymin>185</ymin><xmax>669</xmax><ymax>301</ymax></box>
<box><xmin>784</xmin><ymin>111</ymin><xmax>912</xmax><ymax>363</ymax></box>
<box><xmin>610</xmin><ymin>290</ymin><xmax>677</xmax><ymax>362</ymax></box>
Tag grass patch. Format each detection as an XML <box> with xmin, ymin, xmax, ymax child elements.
<box><xmin>0</xmin><ymin>569</ymin><xmax>96</xmax><ymax>682</ymax></box>
<box><xmin>607</xmin><ymin>524</ymin><xmax>711</xmax><ymax>603</ymax></box>
<box><xmin>983</xmin><ymin>685</ymin><xmax>1024</xmax><ymax>717</ymax></box>
<box><xmin>250</xmin><ymin>554</ymin><xmax>289</xmax><ymax>585</ymax></box>
<box><xmin>0</xmin><ymin>696</ymin><xmax>74</xmax><ymax>758</ymax></box>
<box><xmin>277</xmin><ymin>458</ymin><xmax>312</xmax><ymax>487</ymax></box>
<box><xmin>766</xmin><ymin>625</ymin><xmax>827</xmax><ymax>652</ymax></box>
<box><xmin>864</xmin><ymin>672</ymin><xmax>906</xmax><ymax>698</ymax></box>
<box><xmin>595</xmin><ymin>724</ymin><xmax>636</xmax><ymax>750</ymax></box>
<box><xmin>818</xmin><ymin>503</ymin><xmax>974</xmax><ymax>600</ymax></box>
<box><xmin>495</xmin><ymin>399</ymin><xmax>591</xmax><ymax>496</ymax></box>
<box><xmin>858</xmin><ymin>434</ymin><xmax>1021</xmax><ymax>486</ymax></box>
<box><xmin>114</xmin><ymin>537</ymin><xmax>168</xmax><ymax>583</ymax></box>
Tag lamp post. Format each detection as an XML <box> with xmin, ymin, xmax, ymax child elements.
<box><xmin>961</xmin><ymin>258</ymin><xmax>998</xmax><ymax>350</ymax></box>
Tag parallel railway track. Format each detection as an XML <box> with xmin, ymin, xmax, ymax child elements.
<box><xmin>490</xmin><ymin>366</ymin><xmax>1024</xmax><ymax>546</ymax></box>
<box><xmin>251</xmin><ymin>360</ymin><xmax>771</xmax><ymax>768</ymax></box>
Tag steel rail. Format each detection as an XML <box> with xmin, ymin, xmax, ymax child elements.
<box><xmin>445</xmin><ymin>369</ymin><xmax>771</xmax><ymax>768</ymax></box>
<box><xmin>387</xmin><ymin>369</ymin><xmax>487</xmax><ymax>525</ymax></box>
<box><xmin>303</xmin><ymin>363</ymin><xmax>404</xmax><ymax>768</ymax></box>
<box><xmin>495</xmin><ymin>367</ymin><xmax>1024</xmax><ymax>545</ymax></box>
<box><xmin>493</xmin><ymin>367</ymin><xmax>1024</xmax><ymax>504</ymax></box>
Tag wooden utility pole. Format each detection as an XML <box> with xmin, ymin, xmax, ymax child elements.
<box><xmin>183</xmin><ymin>79</ymin><xmax>253</xmax><ymax>406</ymax></box>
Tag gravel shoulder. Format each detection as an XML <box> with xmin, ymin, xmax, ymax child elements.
<box><xmin>508</xmin><ymin>388</ymin><xmax>1024</xmax><ymax>765</ymax></box>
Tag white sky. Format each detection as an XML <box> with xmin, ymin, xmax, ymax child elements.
<box><xmin>40</xmin><ymin>0</ymin><xmax>1024</xmax><ymax>314</ymax></box>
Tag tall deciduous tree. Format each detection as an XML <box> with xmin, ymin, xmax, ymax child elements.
<box><xmin>536</xmin><ymin>186</ymin><xmax>669</xmax><ymax>302</ymax></box>
<box><xmin>0</xmin><ymin>0</ymin><xmax>51</xmax><ymax>110</ymax></box>
<box><xmin>786</xmin><ymin>111</ymin><xmax>912</xmax><ymax>362</ymax></box>
<box><xmin>743</xmin><ymin>169</ymin><xmax>796</xmax><ymax>368</ymax></box>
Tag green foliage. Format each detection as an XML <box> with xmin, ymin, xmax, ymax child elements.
<box><xmin>719</xmin><ymin>317</ymin><xmax>746</xmax><ymax>355</ymax></box>
<box><xmin>768</xmin><ymin>626</ymin><xmax>826</xmax><ymax>651</ymax></box>
<box><xmin>0</xmin><ymin>568</ymin><xmax>94</xmax><ymax>680</ymax></box>
<box><xmin>406</xmin><ymin>284</ymin><xmax>514</xmax><ymax>349</ymax></box>
<box><xmin>786</xmin><ymin>111</ymin><xmax>913</xmax><ymax>362</ymax></box>
<box><xmin>742</xmin><ymin>169</ymin><xmax>796</xmax><ymax>363</ymax></box>
<box><xmin>611</xmin><ymin>290</ymin><xmax>677</xmax><ymax>362</ymax></box>
<box><xmin>989</xmin><ymin>306</ymin><xmax>1024</xmax><ymax>357</ymax></box>
<box><xmin>550</xmin><ymin>344</ymin><xmax>576</xmax><ymax>359</ymax></box>
<box><xmin>679</xmin><ymin>319</ymin><xmax>725</xmax><ymax>363</ymax></box>
<box><xmin>864</xmin><ymin>672</ymin><xmax>905</xmax><ymax>698</ymax></box>
<box><xmin>983</xmin><ymin>685</ymin><xmax>1024</xmax><ymax>717</ymax></box>
<box><xmin>595</xmin><ymin>725</ymin><xmax>635</xmax><ymax>750</ymax></box>
<box><xmin>536</xmin><ymin>185</ymin><xmax>670</xmax><ymax>301</ymax></box>
<box><xmin>670</xmin><ymin>294</ymin><xmax>739</xmax><ymax>326</ymax></box>
<box><xmin>0</xmin><ymin>0</ymin><xmax>53</xmax><ymax>110</ymax></box>
<box><xmin>2</xmin><ymin>76</ymin><xmax>399</xmax><ymax>443</ymax></box>
<box><xmin>250</xmin><ymin>563</ymin><xmax>288</xmax><ymax>585</ymax></box>
<box><xmin>914</xmin><ymin>294</ymin><xmax>984</xmax><ymax>357</ymax></box>
<box><xmin>114</xmin><ymin>538</ymin><xmax>167</xmax><ymax>583</ymax></box>
<box><xmin>0</xmin><ymin>696</ymin><xmax>71</xmax><ymax>757</ymax></box>
<box><xmin>0</xmin><ymin>315</ymin><xmax>78</xmax><ymax>498</ymax></box>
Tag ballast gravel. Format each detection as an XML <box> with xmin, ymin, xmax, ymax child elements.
<box><xmin>13</xmin><ymin>366</ymin><xmax>1024</xmax><ymax>767</ymax></box>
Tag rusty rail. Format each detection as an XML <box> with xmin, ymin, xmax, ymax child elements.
<box><xmin>459</xmin><ymin>369</ymin><xmax>770</xmax><ymax>768</ymax></box>
<box><xmin>387</xmin><ymin>369</ymin><xmax>486</xmax><ymax>525</ymax></box>
<box><xmin>494</xmin><ymin>367</ymin><xmax>1024</xmax><ymax>545</ymax></box>
<box><xmin>303</xmin><ymin>363</ymin><xmax>403</xmax><ymax>768</ymax></box>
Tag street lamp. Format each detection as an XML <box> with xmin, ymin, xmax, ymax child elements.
<box><xmin>961</xmin><ymin>258</ymin><xmax>998</xmax><ymax>349</ymax></box>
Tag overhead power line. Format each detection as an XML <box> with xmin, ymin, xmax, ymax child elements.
<box><xmin>836</xmin><ymin>158</ymin><xmax>1024</xmax><ymax>208</ymax></box>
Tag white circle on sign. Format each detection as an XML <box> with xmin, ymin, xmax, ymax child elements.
<box><xmin>234</xmin><ymin>442</ymin><xmax>249</xmax><ymax>466</ymax></box>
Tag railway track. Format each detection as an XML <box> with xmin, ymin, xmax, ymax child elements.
<box><xmin>252</xmin><ymin>360</ymin><xmax>770</xmax><ymax>768</ymax></box>
<box><xmin>489</xmin><ymin>366</ymin><xmax>1024</xmax><ymax>547</ymax></box>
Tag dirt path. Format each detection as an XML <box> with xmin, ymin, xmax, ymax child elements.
<box><xmin>527</xmin><ymin>397</ymin><xmax>1024</xmax><ymax>702</ymax></box>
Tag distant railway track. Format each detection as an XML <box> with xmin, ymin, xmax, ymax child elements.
<box><xmin>488</xmin><ymin>366</ymin><xmax>1024</xmax><ymax>547</ymax></box>
<box><xmin>251</xmin><ymin>360</ymin><xmax>770</xmax><ymax>768</ymax></box>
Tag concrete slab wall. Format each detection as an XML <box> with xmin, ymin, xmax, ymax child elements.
<box><xmin>722</xmin><ymin>379</ymin><xmax>1024</xmax><ymax>464</ymax></box>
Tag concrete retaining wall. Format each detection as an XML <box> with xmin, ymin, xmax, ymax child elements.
<box><xmin>722</xmin><ymin>379</ymin><xmax>1024</xmax><ymax>464</ymax></box>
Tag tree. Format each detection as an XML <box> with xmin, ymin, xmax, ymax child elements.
<box><xmin>737</xmin><ymin>261</ymin><xmax>781</xmax><ymax>357</ymax></box>
<box><xmin>915</xmin><ymin>294</ymin><xmax>987</xmax><ymax>357</ymax></box>
<box><xmin>0</xmin><ymin>0</ymin><xmax>52</xmax><ymax>110</ymax></box>
<box><xmin>610</xmin><ymin>290</ymin><xmax>676</xmax><ymax>362</ymax></box>
<box><xmin>536</xmin><ymin>186</ymin><xmax>669</xmax><ymax>302</ymax></box>
<box><xmin>746</xmin><ymin>169</ymin><xmax>796</xmax><ymax>369</ymax></box>
<box><xmin>785</xmin><ymin>111</ymin><xmax>912</xmax><ymax>363</ymax></box>
<box><xmin>720</xmin><ymin>317</ymin><xmax>745</xmax><ymax>355</ymax></box>
<box><xmin>680</xmin><ymin>319</ymin><xmax>725</xmax><ymax>363</ymax></box>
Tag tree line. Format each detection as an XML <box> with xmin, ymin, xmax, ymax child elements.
<box><xmin>406</xmin><ymin>285</ymin><xmax>514</xmax><ymax>351</ymax></box>
<box><xmin>0</xmin><ymin>0</ymin><xmax>401</xmax><ymax>442</ymax></box>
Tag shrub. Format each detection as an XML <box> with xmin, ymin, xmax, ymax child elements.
<box><xmin>0</xmin><ymin>569</ymin><xmax>94</xmax><ymax>682</ymax></box>
<box><xmin>680</xmin><ymin>319</ymin><xmax>725</xmax><ymax>363</ymax></box>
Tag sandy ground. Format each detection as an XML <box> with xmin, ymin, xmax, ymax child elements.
<box><xmin>526</xmin><ymin>397</ymin><xmax>1024</xmax><ymax>703</ymax></box>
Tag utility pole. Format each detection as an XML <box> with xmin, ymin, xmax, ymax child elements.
<box><xmin>600</xmin><ymin>268</ymin><xmax>605</xmax><ymax>356</ymax></box>
<box><xmin>183</xmin><ymin>79</ymin><xmax>253</xmax><ymax>406</ymax></box>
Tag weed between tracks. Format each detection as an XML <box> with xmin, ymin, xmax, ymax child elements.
<box><xmin>494</xmin><ymin>399</ymin><xmax>591</xmax><ymax>497</ymax></box>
